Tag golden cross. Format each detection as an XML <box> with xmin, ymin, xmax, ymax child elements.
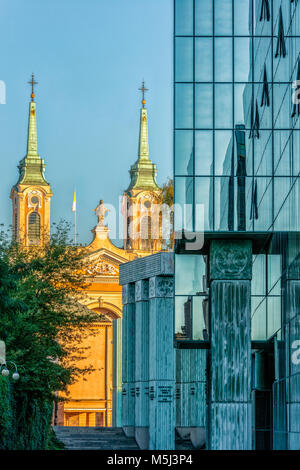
<box><xmin>28</xmin><ymin>73</ymin><xmax>38</xmax><ymax>101</ymax></box>
<box><xmin>139</xmin><ymin>80</ymin><xmax>148</xmax><ymax>108</ymax></box>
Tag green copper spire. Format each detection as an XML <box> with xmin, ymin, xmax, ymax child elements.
<box><xmin>127</xmin><ymin>82</ymin><xmax>160</xmax><ymax>191</ymax></box>
<box><xmin>17</xmin><ymin>75</ymin><xmax>49</xmax><ymax>186</ymax></box>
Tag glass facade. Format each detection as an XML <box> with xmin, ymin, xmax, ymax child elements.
<box><xmin>174</xmin><ymin>0</ymin><xmax>300</xmax><ymax>449</ymax></box>
<box><xmin>175</xmin><ymin>0</ymin><xmax>300</xmax><ymax>234</ymax></box>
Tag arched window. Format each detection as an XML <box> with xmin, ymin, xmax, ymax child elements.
<box><xmin>28</xmin><ymin>212</ymin><xmax>41</xmax><ymax>245</ymax></box>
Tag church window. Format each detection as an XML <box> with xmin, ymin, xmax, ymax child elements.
<box><xmin>31</xmin><ymin>196</ymin><xmax>39</xmax><ymax>205</ymax></box>
<box><xmin>28</xmin><ymin>212</ymin><xmax>41</xmax><ymax>244</ymax></box>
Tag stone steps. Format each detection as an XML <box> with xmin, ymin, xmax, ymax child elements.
<box><xmin>54</xmin><ymin>426</ymin><xmax>194</xmax><ymax>450</ymax></box>
<box><xmin>53</xmin><ymin>426</ymin><xmax>139</xmax><ymax>450</ymax></box>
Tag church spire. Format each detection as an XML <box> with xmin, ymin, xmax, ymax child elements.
<box><xmin>27</xmin><ymin>74</ymin><xmax>38</xmax><ymax>156</ymax></box>
<box><xmin>17</xmin><ymin>75</ymin><xmax>49</xmax><ymax>186</ymax></box>
<box><xmin>127</xmin><ymin>82</ymin><xmax>159</xmax><ymax>191</ymax></box>
<box><xmin>138</xmin><ymin>81</ymin><xmax>149</xmax><ymax>160</ymax></box>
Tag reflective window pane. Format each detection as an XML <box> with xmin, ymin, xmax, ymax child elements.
<box><xmin>253</xmin><ymin>177</ymin><xmax>273</xmax><ymax>231</ymax></box>
<box><xmin>175</xmin><ymin>37</ymin><xmax>193</xmax><ymax>82</ymax></box>
<box><xmin>252</xmin><ymin>254</ymin><xmax>266</xmax><ymax>295</ymax></box>
<box><xmin>175</xmin><ymin>0</ymin><xmax>193</xmax><ymax>35</ymax></box>
<box><xmin>175</xmin><ymin>176</ymin><xmax>194</xmax><ymax>231</ymax></box>
<box><xmin>234</xmin><ymin>38</ymin><xmax>251</xmax><ymax>82</ymax></box>
<box><xmin>195</xmin><ymin>131</ymin><xmax>213</xmax><ymax>175</ymax></box>
<box><xmin>252</xmin><ymin>297</ymin><xmax>267</xmax><ymax>340</ymax></box>
<box><xmin>195</xmin><ymin>0</ymin><xmax>213</xmax><ymax>35</ymax></box>
<box><xmin>215</xmin><ymin>38</ymin><xmax>233</xmax><ymax>82</ymax></box>
<box><xmin>175</xmin><ymin>130</ymin><xmax>194</xmax><ymax>176</ymax></box>
<box><xmin>254</xmin><ymin>131</ymin><xmax>272</xmax><ymax>176</ymax></box>
<box><xmin>234</xmin><ymin>0</ymin><xmax>251</xmax><ymax>36</ymax></box>
<box><xmin>175</xmin><ymin>296</ymin><xmax>189</xmax><ymax>338</ymax></box>
<box><xmin>215</xmin><ymin>85</ymin><xmax>233</xmax><ymax>128</ymax></box>
<box><xmin>193</xmin><ymin>296</ymin><xmax>208</xmax><ymax>340</ymax></box>
<box><xmin>175</xmin><ymin>254</ymin><xmax>206</xmax><ymax>294</ymax></box>
<box><xmin>175</xmin><ymin>84</ymin><xmax>193</xmax><ymax>128</ymax></box>
<box><xmin>235</xmin><ymin>84</ymin><xmax>248</xmax><ymax>125</ymax></box>
<box><xmin>268</xmin><ymin>255</ymin><xmax>281</xmax><ymax>295</ymax></box>
<box><xmin>214</xmin><ymin>0</ymin><xmax>232</xmax><ymax>35</ymax></box>
<box><xmin>195</xmin><ymin>38</ymin><xmax>213</xmax><ymax>82</ymax></box>
<box><xmin>195</xmin><ymin>177</ymin><xmax>214</xmax><ymax>231</ymax></box>
<box><xmin>215</xmin><ymin>131</ymin><xmax>233</xmax><ymax>175</ymax></box>
<box><xmin>195</xmin><ymin>84</ymin><xmax>213</xmax><ymax>128</ymax></box>
<box><xmin>267</xmin><ymin>297</ymin><xmax>281</xmax><ymax>338</ymax></box>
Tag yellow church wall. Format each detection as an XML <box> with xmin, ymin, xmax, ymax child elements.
<box><xmin>63</xmin><ymin>321</ymin><xmax>113</xmax><ymax>427</ymax></box>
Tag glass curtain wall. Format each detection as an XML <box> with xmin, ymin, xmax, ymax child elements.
<box><xmin>174</xmin><ymin>0</ymin><xmax>300</xmax><ymax>343</ymax></box>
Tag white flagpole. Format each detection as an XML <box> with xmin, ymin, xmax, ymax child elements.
<box><xmin>72</xmin><ymin>190</ymin><xmax>77</xmax><ymax>245</ymax></box>
<box><xmin>74</xmin><ymin>209</ymin><xmax>77</xmax><ymax>245</ymax></box>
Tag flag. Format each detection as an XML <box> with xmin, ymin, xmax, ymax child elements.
<box><xmin>72</xmin><ymin>190</ymin><xmax>76</xmax><ymax>212</ymax></box>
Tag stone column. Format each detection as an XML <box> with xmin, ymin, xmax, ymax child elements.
<box><xmin>148</xmin><ymin>275</ymin><xmax>175</xmax><ymax>450</ymax></box>
<box><xmin>283</xmin><ymin>250</ymin><xmax>300</xmax><ymax>450</ymax></box>
<box><xmin>175</xmin><ymin>349</ymin><xmax>206</xmax><ymax>448</ymax></box>
<box><xmin>208</xmin><ymin>240</ymin><xmax>252</xmax><ymax>450</ymax></box>
<box><xmin>135</xmin><ymin>280</ymin><xmax>149</xmax><ymax>449</ymax></box>
<box><xmin>122</xmin><ymin>283</ymin><xmax>135</xmax><ymax>437</ymax></box>
<box><xmin>112</xmin><ymin>318</ymin><xmax>122</xmax><ymax>427</ymax></box>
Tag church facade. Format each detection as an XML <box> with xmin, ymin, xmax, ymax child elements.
<box><xmin>11</xmin><ymin>79</ymin><xmax>164</xmax><ymax>427</ymax></box>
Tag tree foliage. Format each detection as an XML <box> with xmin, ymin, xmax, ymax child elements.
<box><xmin>159</xmin><ymin>178</ymin><xmax>174</xmax><ymax>250</ymax></box>
<box><xmin>0</xmin><ymin>222</ymin><xmax>98</xmax><ymax>448</ymax></box>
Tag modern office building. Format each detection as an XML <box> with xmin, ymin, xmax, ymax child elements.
<box><xmin>119</xmin><ymin>0</ymin><xmax>300</xmax><ymax>451</ymax></box>
<box><xmin>174</xmin><ymin>0</ymin><xmax>300</xmax><ymax>450</ymax></box>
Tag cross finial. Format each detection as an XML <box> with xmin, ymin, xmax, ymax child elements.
<box><xmin>139</xmin><ymin>80</ymin><xmax>148</xmax><ymax>108</ymax></box>
<box><xmin>28</xmin><ymin>73</ymin><xmax>38</xmax><ymax>101</ymax></box>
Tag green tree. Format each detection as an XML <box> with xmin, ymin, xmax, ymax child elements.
<box><xmin>0</xmin><ymin>222</ymin><xmax>98</xmax><ymax>449</ymax></box>
<box><xmin>160</xmin><ymin>178</ymin><xmax>174</xmax><ymax>250</ymax></box>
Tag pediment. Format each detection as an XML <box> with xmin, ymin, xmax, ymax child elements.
<box><xmin>84</xmin><ymin>248</ymin><xmax>128</xmax><ymax>277</ymax></box>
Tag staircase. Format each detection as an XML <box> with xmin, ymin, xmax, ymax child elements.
<box><xmin>53</xmin><ymin>426</ymin><xmax>139</xmax><ymax>450</ymax></box>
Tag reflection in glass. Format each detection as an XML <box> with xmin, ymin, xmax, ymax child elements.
<box><xmin>268</xmin><ymin>255</ymin><xmax>281</xmax><ymax>295</ymax></box>
<box><xmin>175</xmin><ymin>255</ymin><xmax>206</xmax><ymax>295</ymax></box>
<box><xmin>175</xmin><ymin>176</ymin><xmax>194</xmax><ymax>232</ymax></box>
<box><xmin>175</xmin><ymin>296</ymin><xmax>189</xmax><ymax>339</ymax></box>
<box><xmin>195</xmin><ymin>38</ymin><xmax>213</xmax><ymax>82</ymax></box>
<box><xmin>254</xmin><ymin>131</ymin><xmax>272</xmax><ymax>175</ymax></box>
<box><xmin>174</xmin><ymin>294</ymin><xmax>209</xmax><ymax>341</ymax></box>
<box><xmin>254</xmin><ymin>177</ymin><xmax>272</xmax><ymax>231</ymax></box>
<box><xmin>193</xmin><ymin>296</ymin><xmax>209</xmax><ymax>340</ymax></box>
<box><xmin>234</xmin><ymin>0</ymin><xmax>251</xmax><ymax>36</ymax></box>
<box><xmin>195</xmin><ymin>131</ymin><xmax>213</xmax><ymax>175</ymax></box>
<box><xmin>267</xmin><ymin>297</ymin><xmax>281</xmax><ymax>338</ymax></box>
<box><xmin>175</xmin><ymin>38</ymin><xmax>193</xmax><ymax>82</ymax></box>
<box><xmin>195</xmin><ymin>84</ymin><xmax>213</xmax><ymax>128</ymax></box>
<box><xmin>235</xmin><ymin>84</ymin><xmax>247</xmax><ymax>125</ymax></box>
<box><xmin>215</xmin><ymin>38</ymin><xmax>232</xmax><ymax>82</ymax></box>
<box><xmin>215</xmin><ymin>85</ymin><xmax>233</xmax><ymax>128</ymax></box>
<box><xmin>252</xmin><ymin>255</ymin><xmax>266</xmax><ymax>295</ymax></box>
<box><xmin>195</xmin><ymin>0</ymin><xmax>213</xmax><ymax>35</ymax></box>
<box><xmin>175</xmin><ymin>0</ymin><xmax>193</xmax><ymax>35</ymax></box>
<box><xmin>175</xmin><ymin>84</ymin><xmax>193</xmax><ymax>129</ymax></box>
<box><xmin>252</xmin><ymin>297</ymin><xmax>267</xmax><ymax>340</ymax></box>
<box><xmin>234</xmin><ymin>38</ymin><xmax>251</xmax><ymax>82</ymax></box>
<box><xmin>215</xmin><ymin>131</ymin><xmax>233</xmax><ymax>175</ymax></box>
<box><xmin>175</xmin><ymin>131</ymin><xmax>193</xmax><ymax>176</ymax></box>
<box><xmin>214</xmin><ymin>0</ymin><xmax>232</xmax><ymax>35</ymax></box>
<box><xmin>195</xmin><ymin>177</ymin><xmax>213</xmax><ymax>231</ymax></box>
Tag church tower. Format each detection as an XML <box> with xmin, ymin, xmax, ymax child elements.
<box><xmin>123</xmin><ymin>82</ymin><xmax>162</xmax><ymax>253</ymax></box>
<box><xmin>10</xmin><ymin>75</ymin><xmax>52</xmax><ymax>246</ymax></box>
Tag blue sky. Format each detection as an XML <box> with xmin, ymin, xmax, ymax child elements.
<box><xmin>0</xmin><ymin>0</ymin><xmax>173</xmax><ymax>244</ymax></box>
